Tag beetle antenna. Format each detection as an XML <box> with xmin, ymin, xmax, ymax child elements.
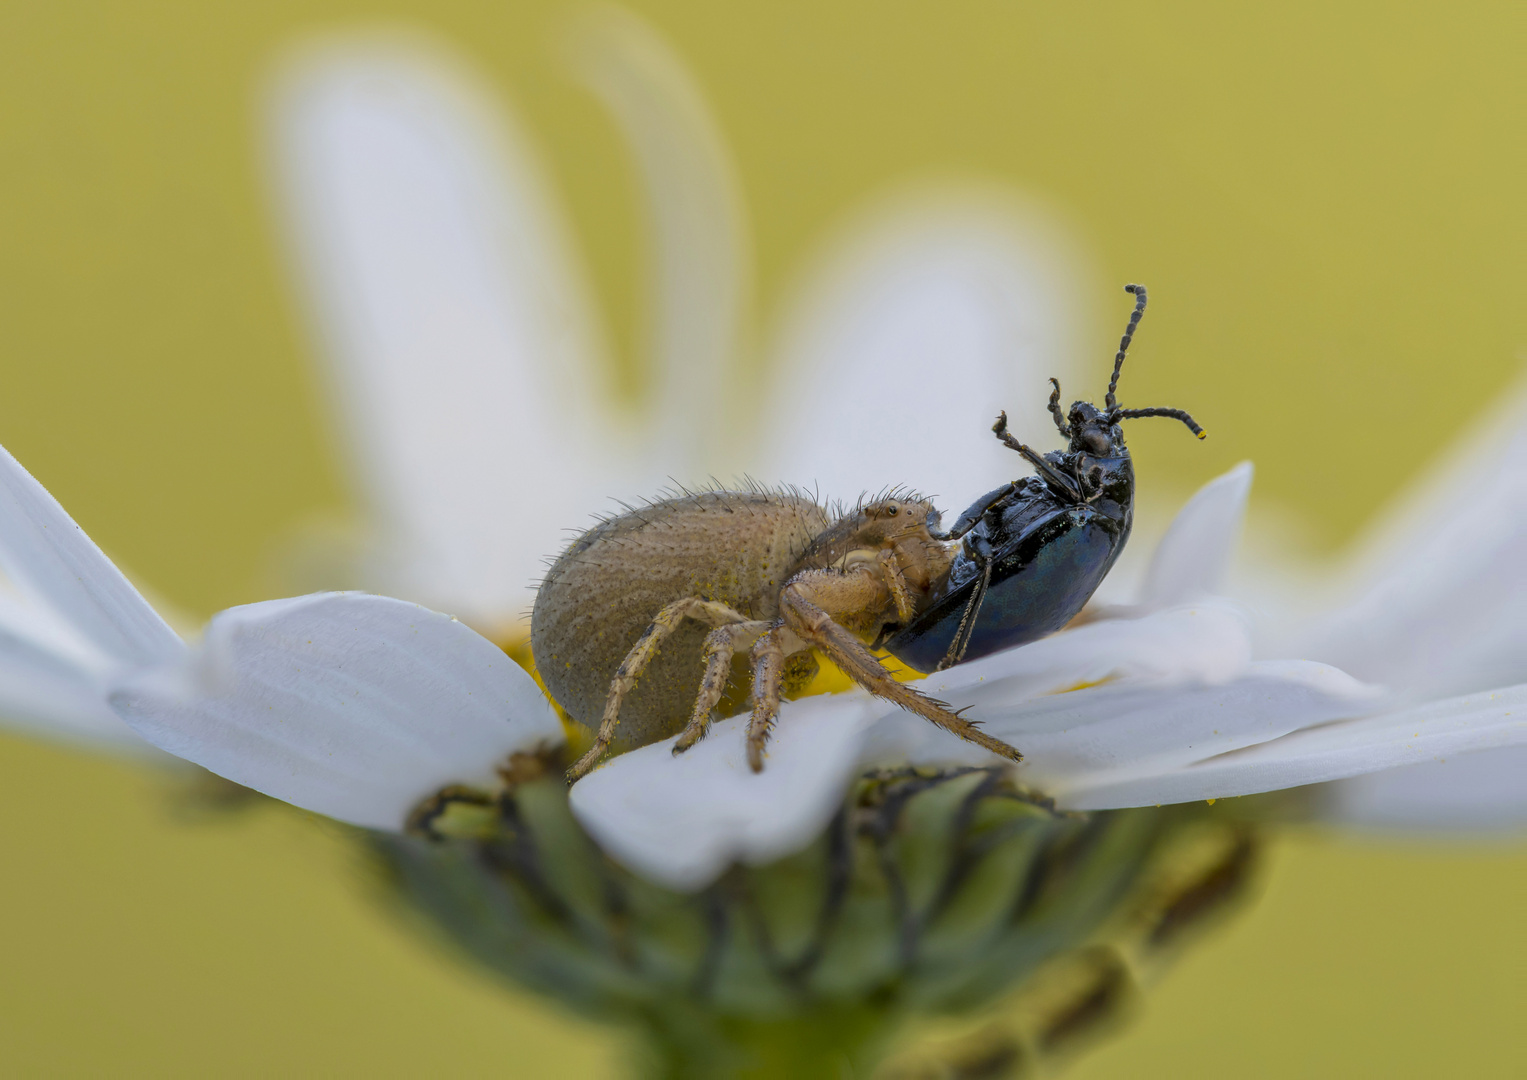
<box><xmin>1105</xmin><ymin>283</ymin><xmax>1147</xmax><ymax>411</ymax></box>
<box><xmin>1047</xmin><ymin>377</ymin><xmax>1072</xmax><ymax>437</ymax></box>
<box><xmin>1110</xmin><ymin>406</ymin><xmax>1207</xmax><ymax>439</ymax></box>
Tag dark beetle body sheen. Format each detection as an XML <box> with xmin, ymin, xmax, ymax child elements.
<box><xmin>882</xmin><ymin>436</ymin><xmax>1134</xmax><ymax>672</ymax></box>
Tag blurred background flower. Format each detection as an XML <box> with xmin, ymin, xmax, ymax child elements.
<box><xmin>0</xmin><ymin>2</ymin><xmax>1521</xmax><ymax>1076</ymax></box>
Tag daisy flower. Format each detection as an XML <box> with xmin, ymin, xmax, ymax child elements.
<box><xmin>4</xmin><ymin>14</ymin><xmax>1521</xmax><ymax>1076</ymax></box>
<box><xmin>0</xmin><ymin>402</ymin><xmax>1517</xmax><ymax>1074</ymax></box>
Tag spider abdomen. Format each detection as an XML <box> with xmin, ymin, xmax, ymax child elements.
<box><xmin>531</xmin><ymin>489</ymin><xmax>830</xmax><ymax>752</ymax></box>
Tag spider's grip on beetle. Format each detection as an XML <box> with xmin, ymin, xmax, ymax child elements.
<box><xmin>531</xmin><ymin>284</ymin><xmax>1205</xmax><ymax>780</ymax></box>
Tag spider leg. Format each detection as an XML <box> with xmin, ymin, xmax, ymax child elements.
<box><xmin>878</xmin><ymin>547</ymin><xmax>918</xmax><ymax>624</ymax></box>
<box><xmin>567</xmin><ymin>597</ymin><xmax>752</xmax><ymax>782</ymax></box>
<box><xmin>746</xmin><ymin>626</ymin><xmax>792</xmax><ymax>772</ymax></box>
<box><xmin>674</xmin><ymin>620</ymin><xmax>770</xmax><ymax>755</ymax></box>
<box><xmin>774</xmin><ymin>570</ymin><xmax>1024</xmax><ymax>767</ymax></box>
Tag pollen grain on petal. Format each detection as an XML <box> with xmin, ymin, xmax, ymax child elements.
<box><xmin>1051</xmin><ymin>676</ymin><xmax>1113</xmax><ymax>695</ymax></box>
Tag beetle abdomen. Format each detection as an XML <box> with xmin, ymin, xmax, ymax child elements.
<box><xmin>883</xmin><ymin>506</ymin><xmax>1126</xmax><ymax>673</ymax></box>
<box><xmin>531</xmin><ymin>489</ymin><xmax>831</xmax><ymax>751</ymax></box>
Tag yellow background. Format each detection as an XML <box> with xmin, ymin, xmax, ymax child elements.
<box><xmin>0</xmin><ymin>2</ymin><xmax>1522</xmax><ymax>1075</ymax></box>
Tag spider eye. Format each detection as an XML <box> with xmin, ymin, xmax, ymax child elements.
<box><xmin>887</xmin><ymin>504</ymin><xmax>899</xmax><ymax>516</ymax></box>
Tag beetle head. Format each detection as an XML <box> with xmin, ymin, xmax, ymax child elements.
<box><xmin>1047</xmin><ymin>284</ymin><xmax>1206</xmax><ymax>452</ymax></box>
<box><xmin>1066</xmin><ymin>401</ymin><xmax>1124</xmax><ymax>458</ymax></box>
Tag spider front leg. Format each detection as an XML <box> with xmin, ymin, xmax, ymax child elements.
<box><xmin>768</xmin><ymin>569</ymin><xmax>1024</xmax><ymax>769</ymax></box>
<box><xmin>878</xmin><ymin>547</ymin><xmax>918</xmax><ymax>624</ymax></box>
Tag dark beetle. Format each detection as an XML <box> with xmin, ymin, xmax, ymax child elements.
<box><xmin>880</xmin><ymin>283</ymin><xmax>1205</xmax><ymax>673</ymax></box>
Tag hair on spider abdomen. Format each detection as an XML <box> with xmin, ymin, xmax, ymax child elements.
<box><xmin>533</xmin><ymin>487</ymin><xmax>832</xmax><ymax>760</ymax></box>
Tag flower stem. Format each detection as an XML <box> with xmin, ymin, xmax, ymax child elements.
<box><xmin>631</xmin><ymin>1000</ymin><xmax>898</xmax><ymax>1080</ymax></box>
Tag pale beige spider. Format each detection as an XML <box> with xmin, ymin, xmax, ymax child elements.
<box><xmin>531</xmin><ymin>487</ymin><xmax>1024</xmax><ymax>781</ymax></box>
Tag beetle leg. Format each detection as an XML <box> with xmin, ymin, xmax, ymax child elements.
<box><xmin>674</xmin><ymin>620</ymin><xmax>770</xmax><ymax>755</ymax></box>
<box><xmin>778</xmin><ymin>571</ymin><xmax>1024</xmax><ymax>765</ymax></box>
<box><xmin>1048</xmin><ymin>377</ymin><xmax>1073</xmax><ymax>437</ymax></box>
<box><xmin>928</xmin><ymin>482</ymin><xmax>1016</xmax><ymax>542</ymax></box>
<box><xmin>993</xmin><ymin>411</ymin><xmax>1083</xmax><ymax>502</ymax></box>
<box><xmin>568</xmin><ymin>597</ymin><xmax>752</xmax><ymax>782</ymax></box>
<box><xmin>937</xmin><ymin>552</ymin><xmax>993</xmax><ymax>671</ymax></box>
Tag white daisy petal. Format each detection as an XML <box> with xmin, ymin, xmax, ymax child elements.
<box><xmin>912</xmin><ymin>600</ymin><xmax>1256</xmax><ymax>711</ymax></box>
<box><xmin>569</xmin><ymin>694</ymin><xmax>878</xmax><ymax>892</ymax></box>
<box><xmin>870</xmin><ymin>658</ymin><xmax>1377</xmax><ymax>785</ymax></box>
<box><xmin>861</xmin><ymin>601</ymin><xmax>1261</xmax><ymax>767</ymax></box>
<box><xmin>569</xmin><ymin>8</ymin><xmax>746</xmax><ymax>476</ymax></box>
<box><xmin>109</xmin><ymin>592</ymin><xmax>562</xmax><ymax>830</ymax></box>
<box><xmin>0</xmin><ymin>443</ymin><xmax>181</xmax><ymax>667</ymax></box>
<box><xmin>1137</xmin><ymin>462</ymin><xmax>1253</xmax><ymax>608</ymax></box>
<box><xmin>1063</xmin><ymin>682</ymin><xmax>1527</xmax><ymax>810</ymax></box>
<box><xmin>1027</xmin><ymin>662</ymin><xmax>1378</xmax><ymax>792</ymax></box>
<box><xmin>268</xmin><ymin>38</ymin><xmax>611</xmax><ymax>625</ymax></box>
<box><xmin>757</xmin><ymin>189</ymin><xmax>1087</xmax><ymax>507</ymax></box>
<box><xmin>1322</xmin><ymin>744</ymin><xmax>1527</xmax><ymax>833</ymax></box>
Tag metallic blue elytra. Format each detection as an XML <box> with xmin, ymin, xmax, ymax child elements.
<box><xmin>884</xmin><ymin>490</ymin><xmax>1129</xmax><ymax>673</ymax></box>
<box><xmin>881</xmin><ymin>284</ymin><xmax>1204</xmax><ymax>673</ymax></box>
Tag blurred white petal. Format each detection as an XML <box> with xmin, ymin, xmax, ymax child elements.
<box><xmin>0</xmin><ymin>600</ymin><xmax>150</xmax><ymax>750</ymax></box>
<box><xmin>569</xmin><ymin>694</ymin><xmax>877</xmax><ymax>891</ymax></box>
<box><xmin>1067</xmin><ymin>682</ymin><xmax>1527</xmax><ymax>810</ymax></box>
<box><xmin>1322</xmin><ymin>744</ymin><xmax>1527</xmax><ymax>833</ymax></box>
<box><xmin>569</xmin><ymin>8</ymin><xmax>746</xmax><ymax>475</ymax></box>
<box><xmin>110</xmin><ymin>592</ymin><xmax>562</xmax><ymax>830</ymax></box>
<box><xmin>268</xmin><ymin>37</ymin><xmax>613</xmax><ymax>626</ymax></box>
<box><xmin>0</xmin><ymin>443</ymin><xmax>181</xmax><ymax>668</ymax></box>
<box><xmin>0</xmin><ymin>443</ymin><xmax>178</xmax><ymax>754</ymax></box>
<box><xmin>1137</xmin><ymin>462</ymin><xmax>1252</xmax><ymax>608</ymax></box>
<box><xmin>757</xmin><ymin>189</ymin><xmax>1088</xmax><ymax>507</ymax></box>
